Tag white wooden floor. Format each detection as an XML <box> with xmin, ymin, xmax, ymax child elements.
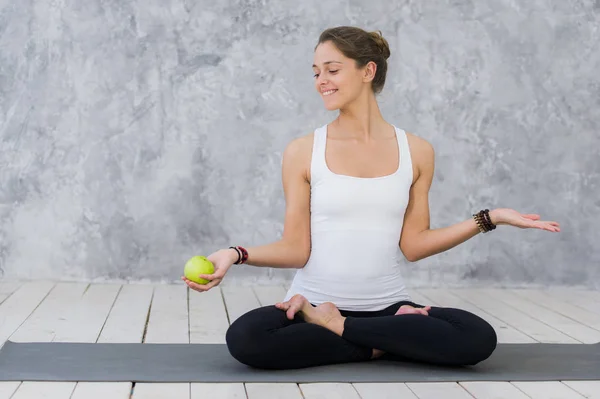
<box><xmin>1</xmin><ymin>281</ymin><xmax>599</xmax><ymax>399</ymax></box>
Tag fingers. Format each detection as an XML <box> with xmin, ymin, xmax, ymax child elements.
<box><xmin>275</xmin><ymin>301</ymin><xmax>301</xmax><ymax>319</ymax></box>
<box><xmin>517</xmin><ymin>216</ymin><xmax>560</xmax><ymax>232</ymax></box>
<box><xmin>286</xmin><ymin>308</ymin><xmax>296</xmax><ymax>320</ymax></box>
<box><xmin>198</xmin><ymin>273</ymin><xmax>220</xmax><ymax>281</ymax></box>
<box><xmin>521</xmin><ymin>214</ymin><xmax>561</xmax><ymax>231</ymax></box>
<box><xmin>275</xmin><ymin>301</ymin><xmax>294</xmax><ymax>317</ymax></box>
<box><xmin>181</xmin><ymin>276</ymin><xmax>222</xmax><ymax>292</ymax></box>
<box><xmin>533</xmin><ymin>221</ymin><xmax>561</xmax><ymax>232</ymax></box>
<box><xmin>283</xmin><ymin>303</ymin><xmax>297</xmax><ymax>319</ymax></box>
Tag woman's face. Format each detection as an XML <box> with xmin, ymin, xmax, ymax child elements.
<box><xmin>312</xmin><ymin>41</ymin><xmax>369</xmax><ymax>111</ymax></box>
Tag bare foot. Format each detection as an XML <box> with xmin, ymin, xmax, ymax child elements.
<box><xmin>302</xmin><ymin>302</ymin><xmax>346</xmax><ymax>335</ymax></box>
<box><xmin>276</xmin><ymin>295</ymin><xmax>346</xmax><ymax>336</ymax></box>
<box><xmin>275</xmin><ymin>294</ymin><xmax>310</xmax><ymax>320</ymax></box>
<box><xmin>395</xmin><ymin>305</ymin><xmax>431</xmax><ymax>316</ymax></box>
<box><xmin>372</xmin><ymin>348</ymin><xmax>385</xmax><ymax>359</ymax></box>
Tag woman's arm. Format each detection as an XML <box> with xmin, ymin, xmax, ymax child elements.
<box><xmin>183</xmin><ymin>135</ymin><xmax>313</xmax><ymax>292</ymax></box>
<box><xmin>228</xmin><ymin>134</ymin><xmax>313</xmax><ymax>269</ymax></box>
<box><xmin>399</xmin><ymin>135</ymin><xmax>560</xmax><ymax>262</ymax></box>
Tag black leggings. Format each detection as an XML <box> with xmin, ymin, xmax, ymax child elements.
<box><xmin>225</xmin><ymin>300</ymin><xmax>497</xmax><ymax>370</ymax></box>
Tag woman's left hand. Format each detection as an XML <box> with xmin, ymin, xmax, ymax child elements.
<box><xmin>490</xmin><ymin>208</ymin><xmax>560</xmax><ymax>232</ymax></box>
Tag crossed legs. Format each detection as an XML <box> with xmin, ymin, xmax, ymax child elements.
<box><xmin>225</xmin><ymin>294</ymin><xmax>497</xmax><ymax>370</ymax></box>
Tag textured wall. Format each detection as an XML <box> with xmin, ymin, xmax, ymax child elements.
<box><xmin>1</xmin><ymin>0</ymin><xmax>598</xmax><ymax>288</ymax></box>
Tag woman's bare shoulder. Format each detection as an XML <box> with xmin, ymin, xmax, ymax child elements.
<box><xmin>283</xmin><ymin>132</ymin><xmax>315</xmax><ymax>165</ymax></box>
<box><xmin>282</xmin><ymin>132</ymin><xmax>315</xmax><ymax>181</ymax></box>
<box><xmin>405</xmin><ymin>131</ymin><xmax>434</xmax><ymax>154</ymax></box>
<box><xmin>405</xmin><ymin>132</ymin><xmax>435</xmax><ymax>181</ymax></box>
<box><xmin>285</xmin><ymin>132</ymin><xmax>314</xmax><ymax>154</ymax></box>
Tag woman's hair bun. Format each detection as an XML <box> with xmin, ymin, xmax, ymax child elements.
<box><xmin>369</xmin><ymin>30</ymin><xmax>390</xmax><ymax>60</ymax></box>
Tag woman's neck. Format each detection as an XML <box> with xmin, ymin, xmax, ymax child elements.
<box><xmin>334</xmin><ymin>92</ymin><xmax>389</xmax><ymax>141</ymax></box>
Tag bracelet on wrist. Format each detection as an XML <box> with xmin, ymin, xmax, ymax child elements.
<box><xmin>229</xmin><ymin>246</ymin><xmax>248</xmax><ymax>264</ymax></box>
<box><xmin>228</xmin><ymin>246</ymin><xmax>241</xmax><ymax>264</ymax></box>
<box><xmin>473</xmin><ymin>209</ymin><xmax>496</xmax><ymax>233</ymax></box>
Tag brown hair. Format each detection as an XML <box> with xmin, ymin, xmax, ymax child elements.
<box><xmin>316</xmin><ymin>26</ymin><xmax>391</xmax><ymax>94</ymax></box>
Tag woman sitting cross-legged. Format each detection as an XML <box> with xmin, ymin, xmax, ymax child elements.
<box><xmin>182</xmin><ymin>26</ymin><xmax>560</xmax><ymax>370</ymax></box>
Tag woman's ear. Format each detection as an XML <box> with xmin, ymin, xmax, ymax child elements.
<box><xmin>363</xmin><ymin>61</ymin><xmax>377</xmax><ymax>83</ymax></box>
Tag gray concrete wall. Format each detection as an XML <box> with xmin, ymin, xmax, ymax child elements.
<box><xmin>1</xmin><ymin>0</ymin><xmax>598</xmax><ymax>288</ymax></box>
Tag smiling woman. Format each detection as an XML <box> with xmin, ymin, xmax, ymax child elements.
<box><xmin>182</xmin><ymin>25</ymin><xmax>560</xmax><ymax>371</ymax></box>
<box><xmin>313</xmin><ymin>27</ymin><xmax>391</xmax><ymax>106</ymax></box>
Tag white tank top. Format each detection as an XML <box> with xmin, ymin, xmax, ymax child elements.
<box><xmin>283</xmin><ymin>123</ymin><xmax>414</xmax><ymax>311</ymax></box>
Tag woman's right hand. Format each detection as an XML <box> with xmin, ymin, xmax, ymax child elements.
<box><xmin>181</xmin><ymin>248</ymin><xmax>238</xmax><ymax>292</ymax></box>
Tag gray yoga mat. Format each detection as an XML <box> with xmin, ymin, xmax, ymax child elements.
<box><xmin>0</xmin><ymin>340</ymin><xmax>599</xmax><ymax>383</ymax></box>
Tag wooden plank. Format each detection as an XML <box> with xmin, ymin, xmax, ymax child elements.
<box><xmin>221</xmin><ymin>286</ymin><xmax>262</xmax><ymax>323</ymax></box>
<box><xmin>404</xmin><ymin>290</ymin><xmax>437</xmax><ymax>306</ymax></box>
<box><xmin>189</xmin><ymin>287</ymin><xmax>229</xmax><ymax>344</ymax></box>
<box><xmin>0</xmin><ymin>382</ymin><xmax>20</xmax><ymax>399</ymax></box>
<box><xmin>8</xmin><ymin>283</ymin><xmax>87</xmax><ymax>343</ymax></box>
<box><xmin>38</xmin><ymin>284</ymin><xmax>131</xmax><ymax>399</ymax></box>
<box><xmin>189</xmin><ymin>288</ymin><xmax>249</xmax><ymax>397</ymax></box>
<box><xmin>17</xmin><ymin>284</ymin><xmax>131</xmax><ymax>398</ymax></box>
<box><xmin>481</xmin><ymin>289</ymin><xmax>600</xmax><ymax>343</ymax></box>
<box><xmin>405</xmin><ymin>382</ymin><xmax>473</xmax><ymax>399</ymax></box>
<box><xmin>9</xmin><ymin>382</ymin><xmax>75</xmax><ymax>399</ymax></box>
<box><xmin>70</xmin><ymin>382</ymin><xmax>131</xmax><ymax>399</ymax></box>
<box><xmin>450</xmin><ymin>289</ymin><xmax>577</xmax><ymax>343</ymax></box>
<box><xmin>52</xmin><ymin>284</ymin><xmax>121</xmax><ymax>342</ymax></box>
<box><xmin>189</xmin><ymin>286</ymin><xmax>252</xmax><ymax>398</ymax></box>
<box><xmin>511</xmin><ymin>289</ymin><xmax>600</xmax><ymax>332</ymax></box>
<box><xmin>352</xmin><ymin>383</ymin><xmax>418</xmax><ymax>398</ymax></box>
<box><xmin>97</xmin><ymin>284</ymin><xmax>154</xmax><ymax>343</ymax></box>
<box><xmin>143</xmin><ymin>284</ymin><xmax>189</xmax><ymax>344</ymax></box>
<box><xmin>511</xmin><ymin>381</ymin><xmax>585</xmax><ymax>398</ymax></box>
<box><xmin>252</xmin><ymin>285</ymin><xmax>288</xmax><ymax>307</ymax></box>
<box><xmin>245</xmin><ymin>383</ymin><xmax>303</xmax><ymax>399</ymax></box>
<box><xmin>132</xmin><ymin>383</ymin><xmax>189</xmax><ymax>399</ymax></box>
<box><xmin>562</xmin><ymin>381</ymin><xmax>600</xmax><ymax>398</ymax></box>
<box><xmin>299</xmin><ymin>383</ymin><xmax>361</xmax><ymax>399</ymax></box>
<box><xmin>546</xmin><ymin>288</ymin><xmax>600</xmax><ymax>301</ymax></box>
<box><xmin>460</xmin><ymin>381</ymin><xmax>531</xmax><ymax>399</ymax></box>
<box><xmin>0</xmin><ymin>282</ymin><xmax>21</xmax><ymax>305</ymax></box>
<box><xmin>0</xmin><ymin>281</ymin><xmax>22</xmax><ymax>295</ymax></box>
<box><xmin>135</xmin><ymin>284</ymin><xmax>190</xmax><ymax>399</ymax></box>
<box><xmin>7</xmin><ymin>283</ymin><xmax>88</xmax><ymax>399</ymax></box>
<box><xmin>416</xmin><ymin>289</ymin><xmax>537</xmax><ymax>343</ymax></box>
<box><xmin>83</xmin><ymin>285</ymin><xmax>152</xmax><ymax>399</ymax></box>
<box><xmin>0</xmin><ymin>282</ymin><xmax>55</xmax><ymax>346</ymax></box>
<box><xmin>191</xmin><ymin>383</ymin><xmax>247</xmax><ymax>399</ymax></box>
<box><xmin>544</xmin><ymin>288</ymin><xmax>600</xmax><ymax>315</ymax></box>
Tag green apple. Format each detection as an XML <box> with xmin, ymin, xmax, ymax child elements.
<box><xmin>184</xmin><ymin>256</ymin><xmax>215</xmax><ymax>284</ymax></box>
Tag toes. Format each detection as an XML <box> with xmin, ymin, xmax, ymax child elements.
<box><xmin>286</xmin><ymin>307</ymin><xmax>299</xmax><ymax>320</ymax></box>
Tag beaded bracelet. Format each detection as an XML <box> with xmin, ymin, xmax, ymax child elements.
<box><xmin>229</xmin><ymin>246</ymin><xmax>241</xmax><ymax>263</ymax></box>
<box><xmin>229</xmin><ymin>246</ymin><xmax>248</xmax><ymax>264</ymax></box>
<box><xmin>473</xmin><ymin>209</ymin><xmax>496</xmax><ymax>233</ymax></box>
<box><xmin>482</xmin><ymin>209</ymin><xmax>496</xmax><ymax>231</ymax></box>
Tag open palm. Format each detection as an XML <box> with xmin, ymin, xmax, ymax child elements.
<box><xmin>492</xmin><ymin>208</ymin><xmax>560</xmax><ymax>232</ymax></box>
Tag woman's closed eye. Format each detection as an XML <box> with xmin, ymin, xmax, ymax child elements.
<box><xmin>313</xmin><ymin>70</ymin><xmax>339</xmax><ymax>78</ymax></box>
